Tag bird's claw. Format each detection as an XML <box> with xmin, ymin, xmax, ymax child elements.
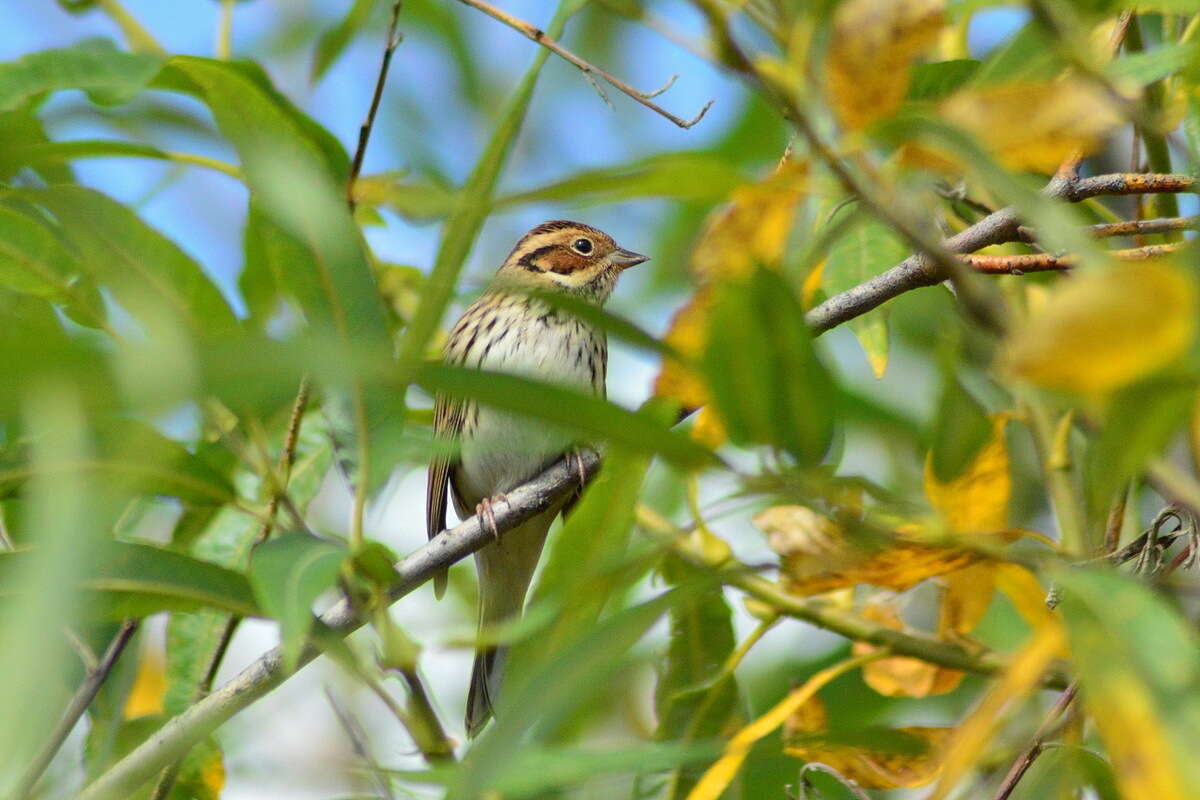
<box><xmin>476</xmin><ymin>494</ymin><xmax>510</xmax><ymax>543</ymax></box>
<box><xmin>569</xmin><ymin>449</ymin><xmax>591</xmax><ymax>490</ymax></box>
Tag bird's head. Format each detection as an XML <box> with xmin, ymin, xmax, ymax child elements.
<box><xmin>496</xmin><ymin>220</ymin><xmax>648</xmax><ymax>304</ymax></box>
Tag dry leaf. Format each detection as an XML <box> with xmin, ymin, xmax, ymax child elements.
<box><xmin>1002</xmin><ymin>260</ymin><xmax>1196</xmax><ymax>395</ymax></box>
<box><xmin>826</xmin><ymin>0</ymin><xmax>945</xmax><ymax>130</ymax></box>
<box><xmin>939</xmin><ymin>80</ymin><xmax>1123</xmax><ymax>172</ymax></box>
<box><xmin>784</xmin><ymin>695</ymin><xmax>951</xmax><ymax>789</ymax></box>
<box><xmin>755</xmin><ymin>506</ymin><xmax>981</xmax><ymax>596</ymax></box>
<box><xmin>654</xmin><ymin>286</ymin><xmax>713</xmax><ymax>412</ymax></box>
<box><xmin>854</xmin><ymin>598</ymin><xmax>966</xmax><ymax>696</ymax></box>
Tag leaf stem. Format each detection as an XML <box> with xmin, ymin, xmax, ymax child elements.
<box><xmin>95</xmin><ymin>0</ymin><xmax>166</xmax><ymax>56</ymax></box>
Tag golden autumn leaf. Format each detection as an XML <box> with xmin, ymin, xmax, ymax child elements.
<box><xmin>688</xmin><ymin>654</ymin><xmax>876</xmax><ymax>800</ymax></box>
<box><xmin>689</xmin><ymin>158</ymin><xmax>807</xmax><ymax>283</ymax></box>
<box><xmin>826</xmin><ymin>0</ymin><xmax>945</xmax><ymax>130</ymax></box>
<box><xmin>654</xmin><ymin>156</ymin><xmax>807</xmax><ymax>435</ymax></box>
<box><xmin>783</xmin><ymin>695</ymin><xmax>951</xmax><ymax>789</ymax></box>
<box><xmin>926</xmin><ymin>625</ymin><xmax>1066</xmax><ymax>800</ymax></box>
<box><xmin>939</xmin><ymin>80</ymin><xmax>1123</xmax><ymax>172</ymax></box>
<box><xmin>1002</xmin><ymin>260</ymin><xmax>1197</xmax><ymax>395</ymax></box>
<box><xmin>854</xmin><ymin>597</ymin><xmax>967</xmax><ymax>696</ymax></box>
<box><xmin>924</xmin><ymin>414</ymin><xmax>1010</xmax><ymax>533</ymax></box>
<box><xmin>755</xmin><ymin>506</ymin><xmax>982</xmax><ymax>596</ymax></box>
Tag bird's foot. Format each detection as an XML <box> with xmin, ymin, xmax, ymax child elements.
<box><xmin>569</xmin><ymin>448</ymin><xmax>593</xmax><ymax>490</ymax></box>
<box><xmin>476</xmin><ymin>494</ymin><xmax>510</xmax><ymax>542</ymax></box>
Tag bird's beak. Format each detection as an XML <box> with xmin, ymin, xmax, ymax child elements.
<box><xmin>611</xmin><ymin>248</ymin><xmax>649</xmax><ymax>270</ymax></box>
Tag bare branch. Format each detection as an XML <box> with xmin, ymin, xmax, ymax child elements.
<box><xmin>964</xmin><ymin>243</ymin><xmax>1183</xmax><ymax>274</ymax></box>
<box><xmin>1018</xmin><ymin>215</ymin><xmax>1200</xmax><ymax>242</ymax></box>
<box><xmin>453</xmin><ymin>0</ymin><xmax>713</xmax><ymax>129</ymax></box>
<box><xmin>325</xmin><ymin>688</ymin><xmax>397</xmax><ymax>800</ymax></box>
<box><xmin>992</xmin><ymin>685</ymin><xmax>1078</xmax><ymax>800</ymax></box>
<box><xmin>16</xmin><ymin>620</ymin><xmax>140</xmax><ymax>799</ymax></box>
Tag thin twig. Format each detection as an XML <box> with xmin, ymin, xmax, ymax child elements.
<box><xmin>325</xmin><ymin>687</ymin><xmax>398</xmax><ymax>800</ymax></box>
<box><xmin>991</xmin><ymin>685</ymin><xmax>1079</xmax><ymax>800</ymax></box>
<box><xmin>1017</xmin><ymin>214</ymin><xmax>1200</xmax><ymax>242</ymax></box>
<box><xmin>453</xmin><ymin>0</ymin><xmax>713</xmax><ymax>128</ymax></box>
<box><xmin>963</xmin><ymin>243</ymin><xmax>1182</xmax><ymax>274</ymax></box>
<box><xmin>348</xmin><ymin>1</ymin><xmax>405</xmax><ymax>208</ymax></box>
<box><xmin>15</xmin><ymin>620</ymin><xmax>140</xmax><ymax>799</ymax></box>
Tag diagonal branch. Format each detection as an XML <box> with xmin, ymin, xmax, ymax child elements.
<box><xmin>453</xmin><ymin>0</ymin><xmax>713</xmax><ymax>128</ymax></box>
<box><xmin>964</xmin><ymin>243</ymin><xmax>1183</xmax><ymax>274</ymax></box>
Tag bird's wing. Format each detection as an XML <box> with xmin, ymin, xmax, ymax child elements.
<box><xmin>426</xmin><ymin>391</ymin><xmax>466</xmax><ymax>598</ymax></box>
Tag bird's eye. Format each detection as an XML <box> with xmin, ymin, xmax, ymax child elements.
<box><xmin>571</xmin><ymin>237</ymin><xmax>593</xmax><ymax>255</ymax></box>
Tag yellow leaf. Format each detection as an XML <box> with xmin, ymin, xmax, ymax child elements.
<box><xmin>826</xmin><ymin>0</ymin><xmax>945</xmax><ymax>130</ymax></box>
<box><xmin>690</xmin><ymin>158</ymin><xmax>806</xmax><ymax>282</ymax></box>
<box><xmin>938</xmin><ymin>565</ymin><xmax>995</xmax><ymax>636</ymax></box>
<box><xmin>924</xmin><ymin>414</ymin><xmax>1010</xmax><ymax>533</ymax></box>
<box><xmin>124</xmin><ymin>645</ymin><xmax>166</xmax><ymax>719</ymax></box>
<box><xmin>801</xmin><ymin>260</ymin><xmax>825</xmax><ymax>309</ymax></box>
<box><xmin>854</xmin><ymin>598</ymin><xmax>965</xmax><ymax>696</ymax></box>
<box><xmin>690</xmin><ymin>405</ymin><xmax>727</xmax><ymax>450</ymax></box>
<box><xmin>926</xmin><ymin>625</ymin><xmax>1066</xmax><ymax>800</ymax></box>
<box><xmin>755</xmin><ymin>506</ymin><xmax>984</xmax><ymax>596</ymax></box>
<box><xmin>654</xmin><ymin>287</ymin><xmax>712</xmax><ymax>412</ymax></box>
<box><xmin>784</xmin><ymin>696</ymin><xmax>951</xmax><ymax>789</ymax></box>
<box><xmin>1002</xmin><ymin>261</ymin><xmax>1197</xmax><ymax>395</ymax></box>
<box><xmin>939</xmin><ymin>80</ymin><xmax>1122</xmax><ymax>172</ymax></box>
<box><xmin>687</xmin><ymin>653</ymin><xmax>879</xmax><ymax>800</ymax></box>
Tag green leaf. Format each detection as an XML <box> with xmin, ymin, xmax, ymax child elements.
<box><xmin>970</xmin><ymin>24</ymin><xmax>1061</xmax><ymax>86</ymax></box>
<box><xmin>0</xmin><ymin>419</ymin><xmax>237</xmax><ymax>504</ymax></box>
<box><xmin>1109</xmin><ymin>42</ymin><xmax>1200</xmax><ymax>87</ymax></box>
<box><xmin>1085</xmin><ymin>376</ymin><xmax>1195</xmax><ymax>521</ymax></box>
<box><xmin>703</xmin><ymin>268</ymin><xmax>836</xmax><ymax>464</ymax></box>
<box><xmin>396</xmin><ymin>0</ymin><xmax>580</xmax><ymax>370</ymax></box>
<box><xmin>163</xmin><ymin>55</ymin><xmax>396</xmax><ymax>489</ymax></box>
<box><xmin>0</xmin><ymin>204</ymin><xmax>82</xmax><ymax>297</ymax></box>
<box><xmin>166</xmin><ymin>412</ymin><xmax>331</xmax><ymax>714</ymax></box>
<box><xmin>823</xmin><ymin>218</ymin><xmax>906</xmax><ymax>378</ymax></box>
<box><xmin>0</xmin><ymin>108</ymin><xmax>75</xmax><ymax>183</ymax></box>
<box><xmin>929</xmin><ymin>368</ymin><xmax>991</xmax><ymax>482</ymax></box>
<box><xmin>401</xmin><ymin>742</ymin><xmax>719</xmax><ymax>798</ymax></box>
<box><xmin>906</xmin><ymin>59</ymin><xmax>980</xmax><ymax>102</ymax></box>
<box><xmin>84</xmin><ymin>714</ymin><xmax>224</xmax><ymax>800</ymax></box>
<box><xmin>1008</xmin><ymin>745</ymin><xmax>1119</xmax><ymax>800</ymax></box>
<box><xmin>3</xmin><ymin>138</ymin><xmax>239</xmax><ymax>179</ymax></box>
<box><xmin>415</xmin><ymin>364</ymin><xmax>715</xmax><ymax>469</ymax></box>
<box><xmin>1055</xmin><ymin>568</ymin><xmax>1200</xmax><ymax>797</ymax></box>
<box><xmin>0</xmin><ymin>541</ymin><xmax>262</xmax><ymax>619</ymax></box>
<box><xmin>12</xmin><ymin>185</ymin><xmax>238</xmax><ymax>338</ymax></box>
<box><xmin>249</xmin><ymin>532</ymin><xmax>347</xmax><ymax>671</ymax></box>
<box><xmin>496</xmin><ymin>152</ymin><xmax>746</xmax><ymax>208</ymax></box>
<box><xmin>312</xmin><ymin>0</ymin><xmax>378</xmax><ymax>83</ymax></box>
<box><xmin>0</xmin><ymin>38</ymin><xmax>164</xmax><ymax>112</ymax></box>
<box><xmin>653</xmin><ymin>570</ymin><xmax>743</xmax><ymax>799</ymax></box>
<box><xmin>454</xmin><ymin>591</ymin><xmax>682</xmax><ymax>798</ymax></box>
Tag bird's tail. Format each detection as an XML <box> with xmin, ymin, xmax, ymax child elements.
<box><xmin>465</xmin><ymin>644</ymin><xmax>506</xmax><ymax>737</ymax></box>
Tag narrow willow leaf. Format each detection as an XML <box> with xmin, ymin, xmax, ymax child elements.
<box><xmin>1008</xmin><ymin>745</ymin><xmax>1119</xmax><ymax>800</ymax></box>
<box><xmin>0</xmin><ymin>419</ymin><xmax>236</xmax><ymax>504</ymax></box>
<box><xmin>0</xmin><ymin>38</ymin><xmax>164</xmax><ymax>111</ymax></box>
<box><xmin>0</xmin><ymin>204</ymin><xmax>83</xmax><ymax>297</ymax></box>
<box><xmin>249</xmin><ymin>532</ymin><xmax>347</xmax><ymax>671</ymax></box>
<box><xmin>396</xmin><ymin>1</ymin><xmax>579</xmax><ymax>369</ymax></box>
<box><xmin>13</xmin><ymin>185</ymin><xmax>238</xmax><ymax>338</ymax></box>
<box><xmin>1056</xmin><ymin>569</ymin><xmax>1200</xmax><ymax>800</ymax></box>
<box><xmin>653</xmin><ymin>569</ymin><xmax>742</xmax><ymax>799</ymax></box>
<box><xmin>0</xmin><ymin>108</ymin><xmax>75</xmax><ymax>183</ymax></box>
<box><xmin>0</xmin><ymin>541</ymin><xmax>261</xmax><ymax>619</ymax></box>
<box><xmin>702</xmin><ymin>268</ymin><xmax>836</xmax><ymax>465</ymax></box>
<box><xmin>416</xmin><ymin>364</ymin><xmax>714</xmax><ymax>469</ymax></box>
<box><xmin>311</xmin><ymin>0</ymin><xmax>378</xmax><ymax>83</ymax></box>
<box><xmin>906</xmin><ymin>59</ymin><xmax>980</xmax><ymax>102</ymax></box>
<box><xmin>496</xmin><ymin>152</ymin><xmax>746</xmax><ymax>208</ymax></box>
<box><xmin>454</xmin><ymin>592</ymin><xmax>682</xmax><ymax>799</ymax></box>
<box><xmin>928</xmin><ymin>369</ymin><xmax>990</xmax><ymax>483</ymax></box>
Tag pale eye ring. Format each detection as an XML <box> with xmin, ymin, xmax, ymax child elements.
<box><xmin>571</xmin><ymin>237</ymin><xmax>593</xmax><ymax>255</ymax></box>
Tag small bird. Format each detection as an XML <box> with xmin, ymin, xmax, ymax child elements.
<box><xmin>426</xmin><ymin>220</ymin><xmax>647</xmax><ymax>737</ymax></box>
